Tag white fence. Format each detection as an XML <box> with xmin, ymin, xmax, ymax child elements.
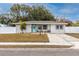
<box><xmin>65</xmin><ymin>27</ymin><xmax>79</xmax><ymax>33</ymax></box>
<box><xmin>0</xmin><ymin>27</ymin><xmax>16</xmax><ymax>34</ymax></box>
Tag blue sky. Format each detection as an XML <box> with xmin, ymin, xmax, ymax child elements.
<box><xmin>0</xmin><ymin>3</ymin><xmax>79</xmax><ymax>21</ymax></box>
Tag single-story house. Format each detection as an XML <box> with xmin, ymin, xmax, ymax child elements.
<box><xmin>13</xmin><ymin>21</ymin><xmax>67</xmax><ymax>33</ymax></box>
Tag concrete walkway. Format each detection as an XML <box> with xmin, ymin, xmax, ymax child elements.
<box><xmin>0</xmin><ymin>42</ymin><xmax>72</xmax><ymax>46</ymax></box>
<box><xmin>47</xmin><ymin>33</ymin><xmax>72</xmax><ymax>45</ymax></box>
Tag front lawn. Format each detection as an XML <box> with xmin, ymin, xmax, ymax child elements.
<box><xmin>0</xmin><ymin>33</ymin><xmax>49</xmax><ymax>42</ymax></box>
<box><xmin>66</xmin><ymin>33</ymin><xmax>79</xmax><ymax>39</ymax></box>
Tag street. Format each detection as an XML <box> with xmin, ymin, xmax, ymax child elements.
<box><xmin>0</xmin><ymin>48</ymin><xmax>79</xmax><ymax>56</ymax></box>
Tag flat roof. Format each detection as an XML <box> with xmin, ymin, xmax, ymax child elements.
<box><xmin>12</xmin><ymin>21</ymin><xmax>68</xmax><ymax>25</ymax></box>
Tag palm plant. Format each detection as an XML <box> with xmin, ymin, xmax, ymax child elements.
<box><xmin>20</xmin><ymin>20</ymin><xmax>26</xmax><ymax>33</ymax></box>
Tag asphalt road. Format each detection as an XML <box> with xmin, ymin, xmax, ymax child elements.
<box><xmin>0</xmin><ymin>48</ymin><xmax>79</xmax><ymax>56</ymax></box>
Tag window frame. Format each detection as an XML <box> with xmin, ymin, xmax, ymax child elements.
<box><xmin>56</xmin><ymin>25</ymin><xmax>60</xmax><ymax>30</ymax></box>
<box><xmin>60</xmin><ymin>25</ymin><xmax>63</xmax><ymax>29</ymax></box>
<box><xmin>43</xmin><ymin>25</ymin><xmax>47</xmax><ymax>30</ymax></box>
<box><xmin>56</xmin><ymin>25</ymin><xmax>63</xmax><ymax>30</ymax></box>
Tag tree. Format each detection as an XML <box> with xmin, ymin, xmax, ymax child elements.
<box><xmin>10</xmin><ymin>4</ymin><xmax>55</xmax><ymax>22</ymax></box>
<box><xmin>10</xmin><ymin>4</ymin><xmax>32</xmax><ymax>22</ymax></box>
<box><xmin>20</xmin><ymin>20</ymin><xmax>26</xmax><ymax>33</ymax></box>
<box><xmin>0</xmin><ymin>4</ymin><xmax>56</xmax><ymax>26</ymax></box>
<box><xmin>10</xmin><ymin>4</ymin><xmax>20</xmax><ymax>22</ymax></box>
<box><xmin>27</xmin><ymin>6</ymin><xmax>55</xmax><ymax>21</ymax></box>
<box><xmin>0</xmin><ymin>15</ymin><xmax>8</xmax><ymax>24</ymax></box>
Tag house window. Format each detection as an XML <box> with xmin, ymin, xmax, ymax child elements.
<box><xmin>56</xmin><ymin>25</ymin><xmax>63</xmax><ymax>30</ymax></box>
<box><xmin>56</xmin><ymin>25</ymin><xmax>59</xmax><ymax>29</ymax></box>
<box><xmin>43</xmin><ymin>25</ymin><xmax>47</xmax><ymax>30</ymax></box>
<box><xmin>60</xmin><ymin>25</ymin><xmax>63</xmax><ymax>29</ymax></box>
<box><xmin>38</xmin><ymin>26</ymin><xmax>42</xmax><ymax>30</ymax></box>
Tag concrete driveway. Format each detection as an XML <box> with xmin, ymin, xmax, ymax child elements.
<box><xmin>58</xmin><ymin>34</ymin><xmax>79</xmax><ymax>49</ymax></box>
<box><xmin>57</xmin><ymin>34</ymin><xmax>79</xmax><ymax>42</ymax></box>
<box><xmin>47</xmin><ymin>33</ymin><xmax>72</xmax><ymax>45</ymax></box>
<box><xmin>47</xmin><ymin>33</ymin><xmax>79</xmax><ymax>49</ymax></box>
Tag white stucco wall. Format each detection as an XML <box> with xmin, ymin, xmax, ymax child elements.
<box><xmin>51</xmin><ymin>24</ymin><xmax>65</xmax><ymax>33</ymax></box>
<box><xmin>26</xmin><ymin>24</ymin><xmax>31</xmax><ymax>33</ymax></box>
<box><xmin>51</xmin><ymin>24</ymin><xmax>56</xmax><ymax>33</ymax></box>
<box><xmin>47</xmin><ymin>24</ymin><xmax>51</xmax><ymax>31</ymax></box>
<box><xmin>16</xmin><ymin>25</ymin><xmax>21</xmax><ymax>33</ymax></box>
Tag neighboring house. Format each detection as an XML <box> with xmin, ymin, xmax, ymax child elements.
<box><xmin>13</xmin><ymin>21</ymin><xmax>67</xmax><ymax>33</ymax></box>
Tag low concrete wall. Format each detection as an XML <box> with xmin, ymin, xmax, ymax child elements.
<box><xmin>0</xmin><ymin>27</ymin><xmax>16</xmax><ymax>34</ymax></box>
<box><xmin>65</xmin><ymin>27</ymin><xmax>79</xmax><ymax>33</ymax></box>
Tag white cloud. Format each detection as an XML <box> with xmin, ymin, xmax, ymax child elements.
<box><xmin>25</xmin><ymin>3</ymin><xmax>48</xmax><ymax>7</ymax></box>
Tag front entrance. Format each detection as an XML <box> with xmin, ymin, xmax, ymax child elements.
<box><xmin>31</xmin><ymin>24</ymin><xmax>49</xmax><ymax>32</ymax></box>
<box><xmin>31</xmin><ymin>24</ymin><xmax>37</xmax><ymax>32</ymax></box>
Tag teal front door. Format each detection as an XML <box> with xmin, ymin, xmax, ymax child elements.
<box><xmin>32</xmin><ymin>24</ymin><xmax>37</xmax><ymax>32</ymax></box>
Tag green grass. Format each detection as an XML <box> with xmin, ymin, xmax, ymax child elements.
<box><xmin>0</xmin><ymin>33</ymin><xmax>49</xmax><ymax>42</ymax></box>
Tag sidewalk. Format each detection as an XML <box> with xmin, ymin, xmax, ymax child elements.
<box><xmin>0</xmin><ymin>42</ymin><xmax>72</xmax><ymax>46</ymax></box>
